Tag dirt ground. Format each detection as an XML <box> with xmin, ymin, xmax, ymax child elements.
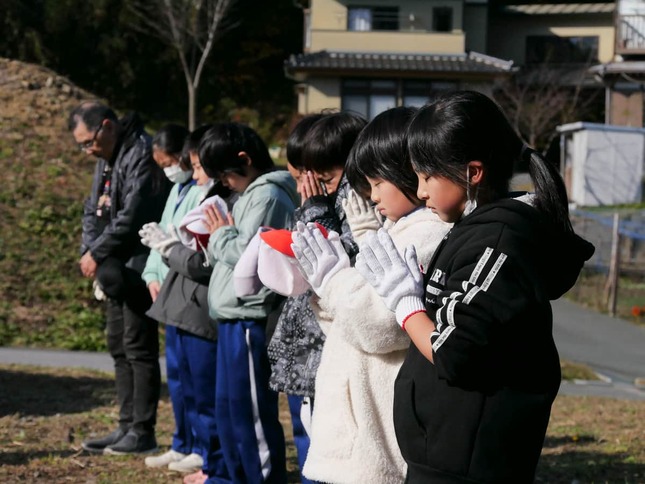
<box><xmin>0</xmin><ymin>364</ymin><xmax>299</xmax><ymax>483</ymax></box>
<box><xmin>1</xmin><ymin>364</ymin><xmax>644</xmax><ymax>483</ymax></box>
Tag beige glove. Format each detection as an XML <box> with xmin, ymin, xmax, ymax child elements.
<box><xmin>341</xmin><ymin>189</ymin><xmax>383</xmax><ymax>243</ymax></box>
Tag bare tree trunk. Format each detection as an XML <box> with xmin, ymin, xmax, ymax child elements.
<box><xmin>128</xmin><ymin>0</ymin><xmax>237</xmax><ymax>130</ymax></box>
<box><xmin>187</xmin><ymin>83</ymin><xmax>196</xmax><ymax>130</ymax></box>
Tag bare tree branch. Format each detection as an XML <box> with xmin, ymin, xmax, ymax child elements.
<box><xmin>494</xmin><ymin>61</ymin><xmax>601</xmax><ymax>151</ymax></box>
<box><xmin>126</xmin><ymin>0</ymin><xmax>238</xmax><ymax>129</ymax></box>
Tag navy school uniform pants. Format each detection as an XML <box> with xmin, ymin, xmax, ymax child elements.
<box><xmin>165</xmin><ymin>325</ymin><xmax>197</xmax><ymax>455</ymax></box>
<box><xmin>175</xmin><ymin>327</ymin><xmax>228</xmax><ymax>479</ymax></box>
<box><xmin>206</xmin><ymin>319</ymin><xmax>286</xmax><ymax>484</ymax></box>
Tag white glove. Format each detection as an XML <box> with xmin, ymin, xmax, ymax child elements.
<box><xmin>290</xmin><ymin>221</ymin><xmax>350</xmax><ymax>296</ymax></box>
<box><xmin>139</xmin><ymin>222</ymin><xmax>181</xmax><ymax>258</ymax></box>
<box><xmin>342</xmin><ymin>189</ymin><xmax>382</xmax><ymax>242</ymax></box>
<box><xmin>355</xmin><ymin>229</ymin><xmax>425</xmax><ymax>329</ymax></box>
<box><xmin>93</xmin><ymin>280</ymin><xmax>107</xmax><ymax>302</ymax></box>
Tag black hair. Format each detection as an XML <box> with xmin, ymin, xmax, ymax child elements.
<box><xmin>300</xmin><ymin>111</ymin><xmax>367</xmax><ymax>173</ymax></box>
<box><xmin>179</xmin><ymin>124</ymin><xmax>213</xmax><ymax>170</ymax></box>
<box><xmin>286</xmin><ymin>113</ymin><xmax>327</xmax><ymax>169</ymax></box>
<box><xmin>152</xmin><ymin>124</ymin><xmax>189</xmax><ymax>156</ymax></box>
<box><xmin>346</xmin><ymin>106</ymin><xmax>420</xmax><ymax>203</ymax></box>
<box><xmin>68</xmin><ymin>101</ymin><xmax>118</xmax><ymax>131</ymax></box>
<box><xmin>198</xmin><ymin>122</ymin><xmax>274</xmax><ymax>179</ymax></box>
<box><xmin>407</xmin><ymin>90</ymin><xmax>572</xmax><ymax>232</ymax></box>
<box><xmin>204</xmin><ymin>180</ymin><xmax>232</xmax><ymax>200</ymax></box>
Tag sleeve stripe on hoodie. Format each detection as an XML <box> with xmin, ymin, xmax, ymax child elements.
<box><xmin>469</xmin><ymin>247</ymin><xmax>494</xmax><ymax>285</ymax></box>
<box><xmin>432</xmin><ymin>248</ymin><xmax>508</xmax><ymax>352</ymax></box>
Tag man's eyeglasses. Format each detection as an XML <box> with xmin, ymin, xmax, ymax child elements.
<box><xmin>78</xmin><ymin>121</ymin><xmax>105</xmax><ymax>151</ymax></box>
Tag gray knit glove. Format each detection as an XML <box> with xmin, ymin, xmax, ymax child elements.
<box><xmin>355</xmin><ymin>229</ymin><xmax>426</xmax><ymax>329</ymax></box>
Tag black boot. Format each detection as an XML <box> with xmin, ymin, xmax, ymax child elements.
<box><xmin>103</xmin><ymin>430</ymin><xmax>158</xmax><ymax>455</ymax></box>
<box><xmin>81</xmin><ymin>428</ymin><xmax>127</xmax><ymax>454</ymax></box>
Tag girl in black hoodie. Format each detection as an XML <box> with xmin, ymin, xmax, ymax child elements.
<box><xmin>355</xmin><ymin>90</ymin><xmax>594</xmax><ymax>483</ymax></box>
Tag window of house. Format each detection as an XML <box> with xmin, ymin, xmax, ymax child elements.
<box><xmin>432</xmin><ymin>7</ymin><xmax>453</xmax><ymax>32</ymax></box>
<box><xmin>342</xmin><ymin>79</ymin><xmax>397</xmax><ymax>120</ymax></box>
<box><xmin>348</xmin><ymin>6</ymin><xmax>399</xmax><ymax>31</ymax></box>
<box><xmin>342</xmin><ymin>79</ymin><xmax>458</xmax><ymax>119</ymax></box>
<box><xmin>403</xmin><ymin>80</ymin><xmax>457</xmax><ymax>107</ymax></box>
<box><xmin>526</xmin><ymin>36</ymin><xmax>599</xmax><ymax>64</ymax></box>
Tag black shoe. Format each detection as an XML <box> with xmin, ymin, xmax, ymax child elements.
<box><xmin>103</xmin><ymin>430</ymin><xmax>158</xmax><ymax>455</ymax></box>
<box><xmin>81</xmin><ymin>428</ymin><xmax>128</xmax><ymax>454</ymax></box>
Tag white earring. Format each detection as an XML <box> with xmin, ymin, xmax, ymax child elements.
<box><xmin>462</xmin><ymin>165</ymin><xmax>478</xmax><ymax>219</ymax></box>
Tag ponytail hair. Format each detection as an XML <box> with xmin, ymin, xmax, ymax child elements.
<box><xmin>522</xmin><ymin>146</ymin><xmax>572</xmax><ymax>233</ymax></box>
<box><xmin>407</xmin><ymin>90</ymin><xmax>572</xmax><ymax>233</ymax></box>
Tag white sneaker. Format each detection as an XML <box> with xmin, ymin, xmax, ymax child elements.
<box><xmin>144</xmin><ymin>449</ymin><xmax>187</xmax><ymax>468</ymax></box>
<box><xmin>168</xmin><ymin>453</ymin><xmax>204</xmax><ymax>473</ymax></box>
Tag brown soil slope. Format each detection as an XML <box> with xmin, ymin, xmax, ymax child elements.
<box><xmin>0</xmin><ymin>58</ymin><xmax>105</xmax><ymax>347</ymax></box>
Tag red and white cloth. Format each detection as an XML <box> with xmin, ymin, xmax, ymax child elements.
<box><xmin>233</xmin><ymin>224</ymin><xmax>328</xmax><ymax>297</ymax></box>
<box><xmin>177</xmin><ymin>195</ymin><xmax>229</xmax><ymax>251</ymax></box>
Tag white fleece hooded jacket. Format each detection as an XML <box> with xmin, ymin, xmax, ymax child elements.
<box><xmin>303</xmin><ymin>207</ymin><xmax>451</xmax><ymax>484</ymax></box>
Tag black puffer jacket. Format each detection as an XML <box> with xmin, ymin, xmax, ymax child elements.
<box><xmin>267</xmin><ymin>175</ymin><xmax>358</xmax><ymax>397</ymax></box>
<box><xmin>81</xmin><ymin>112</ymin><xmax>170</xmax><ymax>273</ymax></box>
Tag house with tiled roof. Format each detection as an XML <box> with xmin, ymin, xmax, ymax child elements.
<box><xmin>286</xmin><ymin>0</ymin><xmax>640</xmax><ymax>128</ymax></box>
<box><xmin>286</xmin><ymin>0</ymin><xmax>516</xmax><ymax>118</ymax></box>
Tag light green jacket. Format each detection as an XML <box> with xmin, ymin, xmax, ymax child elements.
<box><xmin>207</xmin><ymin>170</ymin><xmax>298</xmax><ymax>320</ymax></box>
<box><xmin>141</xmin><ymin>181</ymin><xmax>204</xmax><ymax>286</ymax></box>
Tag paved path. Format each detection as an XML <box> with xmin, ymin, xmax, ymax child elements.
<box><xmin>553</xmin><ymin>299</ymin><xmax>645</xmax><ymax>383</ymax></box>
<box><xmin>1</xmin><ymin>298</ymin><xmax>644</xmax><ymax>400</ymax></box>
<box><xmin>553</xmin><ymin>298</ymin><xmax>645</xmax><ymax>400</ymax></box>
<box><xmin>0</xmin><ymin>347</ymin><xmax>167</xmax><ymax>379</ymax></box>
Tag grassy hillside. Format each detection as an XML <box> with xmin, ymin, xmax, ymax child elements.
<box><xmin>0</xmin><ymin>58</ymin><xmax>106</xmax><ymax>349</ymax></box>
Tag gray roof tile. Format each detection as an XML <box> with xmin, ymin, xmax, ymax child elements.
<box><xmin>286</xmin><ymin>50</ymin><xmax>515</xmax><ymax>75</ymax></box>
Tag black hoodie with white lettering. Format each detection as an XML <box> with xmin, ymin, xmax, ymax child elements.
<box><xmin>393</xmin><ymin>197</ymin><xmax>594</xmax><ymax>484</ymax></box>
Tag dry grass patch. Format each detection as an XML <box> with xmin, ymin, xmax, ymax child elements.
<box><xmin>1</xmin><ymin>364</ymin><xmax>643</xmax><ymax>483</ymax></box>
<box><xmin>0</xmin><ymin>364</ymin><xmax>298</xmax><ymax>483</ymax></box>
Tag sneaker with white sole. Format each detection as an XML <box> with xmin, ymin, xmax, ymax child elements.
<box><xmin>168</xmin><ymin>453</ymin><xmax>204</xmax><ymax>473</ymax></box>
<box><xmin>145</xmin><ymin>449</ymin><xmax>187</xmax><ymax>468</ymax></box>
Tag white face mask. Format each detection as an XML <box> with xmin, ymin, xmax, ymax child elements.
<box><xmin>163</xmin><ymin>164</ymin><xmax>192</xmax><ymax>184</ymax></box>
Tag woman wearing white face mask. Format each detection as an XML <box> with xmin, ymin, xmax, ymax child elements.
<box><xmin>140</xmin><ymin>124</ymin><xmax>207</xmax><ymax>474</ymax></box>
<box><xmin>144</xmin><ymin>124</ymin><xmax>202</xmax><ymax>301</ymax></box>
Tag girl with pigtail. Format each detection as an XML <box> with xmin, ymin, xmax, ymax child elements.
<box><xmin>353</xmin><ymin>91</ymin><xmax>595</xmax><ymax>483</ymax></box>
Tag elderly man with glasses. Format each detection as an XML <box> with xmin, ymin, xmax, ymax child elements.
<box><xmin>68</xmin><ymin>102</ymin><xmax>171</xmax><ymax>455</ymax></box>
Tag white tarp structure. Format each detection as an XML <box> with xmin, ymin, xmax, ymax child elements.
<box><xmin>557</xmin><ymin>122</ymin><xmax>645</xmax><ymax>207</ymax></box>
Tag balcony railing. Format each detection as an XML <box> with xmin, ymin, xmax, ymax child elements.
<box><xmin>616</xmin><ymin>14</ymin><xmax>645</xmax><ymax>54</ymax></box>
<box><xmin>346</xmin><ymin>11</ymin><xmax>436</xmax><ymax>32</ymax></box>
